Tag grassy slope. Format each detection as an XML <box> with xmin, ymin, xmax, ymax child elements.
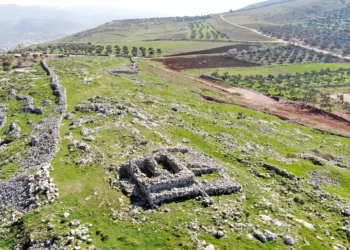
<box><xmin>208</xmin><ymin>16</ymin><xmax>271</xmax><ymax>42</ymax></box>
<box><xmin>53</xmin><ymin>15</ymin><xmax>272</xmax><ymax>55</ymax></box>
<box><xmin>224</xmin><ymin>0</ymin><xmax>350</xmax><ymax>26</ymax></box>
<box><xmin>2</xmin><ymin>57</ymin><xmax>349</xmax><ymax>249</ymax></box>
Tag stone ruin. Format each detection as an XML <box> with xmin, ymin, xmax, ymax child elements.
<box><xmin>107</xmin><ymin>57</ymin><xmax>139</xmax><ymax>75</ymax></box>
<box><xmin>12</xmin><ymin>93</ymin><xmax>45</xmax><ymax>115</ymax></box>
<box><xmin>119</xmin><ymin>147</ymin><xmax>241</xmax><ymax>206</ymax></box>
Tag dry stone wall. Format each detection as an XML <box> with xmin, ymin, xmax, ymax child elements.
<box><xmin>119</xmin><ymin>147</ymin><xmax>241</xmax><ymax>206</ymax></box>
<box><xmin>0</xmin><ymin>105</ymin><xmax>6</xmax><ymax>129</ymax></box>
<box><xmin>107</xmin><ymin>57</ymin><xmax>139</xmax><ymax>75</ymax></box>
<box><xmin>0</xmin><ymin>60</ymin><xmax>66</xmax><ymax>211</ymax></box>
<box><xmin>200</xmin><ymin>74</ymin><xmax>223</xmax><ymax>82</ymax></box>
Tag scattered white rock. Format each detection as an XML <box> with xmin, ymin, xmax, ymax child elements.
<box><xmin>182</xmin><ymin>138</ymin><xmax>190</xmax><ymax>143</ymax></box>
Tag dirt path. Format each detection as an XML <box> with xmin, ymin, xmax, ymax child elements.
<box><xmin>152</xmin><ymin>62</ymin><xmax>350</xmax><ymax>135</ymax></box>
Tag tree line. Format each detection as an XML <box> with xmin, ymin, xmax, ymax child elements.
<box><xmin>260</xmin><ymin>5</ymin><xmax>350</xmax><ymax>56</ymax></box>
<box><xmin>211</xmin><ymin>67</ymin><xmax>350</xmax><ymax>111</ymax></box>
<box><xmin>13</xmin><ymin>44</ymin><xmax>163</xmax><ymax>57</ymax></box>
<box><xmin>227</xmin><ymin>45</ymin><xmax>341</xmax><ymax>65</ymax></box>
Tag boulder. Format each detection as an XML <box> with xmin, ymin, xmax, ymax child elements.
<box><xmin>283</xmin><ymin>236</ymin><xmax>295</xmax><ymax>246</ymax></box>
<box><xmin>253</xmin><ymin>230</ymin><xmax>267</xmax><ymax>243</ymax></box>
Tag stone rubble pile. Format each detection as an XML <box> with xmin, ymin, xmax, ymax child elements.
<box><xmin>0</xmin><ymin>165</ymin><xmax>58</xmax><ymax>212</ymax></box>
<box><xmin>69</xmin><ymin>140</ymin><xmax>90</xmax><ymax>152</ymax></box>
<box><xmin>301</xmin><ymin>153</ymin><xmax>350</xmax><ymax>169</ymax></box>
<box><xmin>13</xmin><ymin>93</ymin><xmax>45</xmax><ymax>115</ymax></box>
<box><xmin>308</xmin><ymin>171</ymin><xmax>339</xmax><ymax>189</ymax></box>
<box><xmin>74</xmin><ymin>96</ymin><xmax>128</xmax><ymax>117</ymax></box>
<box><xmin>119</xmin><ymin>147</ymin><xmax>241</xmax><ymax>206</ymax></box>
<box><xmin>4</xmin><ymin>121</ymin><xmax>21</xmax><ymax>139</ymax></box>
<box><xmin>0</xmin><ymin>60</ymin><xmax>66</xmax><ymax>211</ymax></box>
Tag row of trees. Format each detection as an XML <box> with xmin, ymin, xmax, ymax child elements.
<box><xmin>228</xmin><ymin>45</ymin><xmax>340</xmax><ymax>65</ymax></box>
<box><xmin>211</xmin><ymin>67</ymin><xmax>350</xmax><ymax>110</ymax></box>
<box><xmin>14</xmin><ymin>44</ymin><xmax>163</xmax><ymax>57</ymax></box>
<box><xmin>260</xmin><ymin>5</ymin><xmax>350</xmax><ymax>55</ymax></box>
<box><xmin>114</xmin><ymin>46</ymin><xmax>162</xmax><ymax>57</ymax></box>
<box><xmin>188</xmin><ymin>21</ymin><xmax>229</xmax><ymax>41</ymax></box>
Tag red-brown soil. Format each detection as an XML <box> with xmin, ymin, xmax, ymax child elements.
<box><xmin>200</xmin><ymin>80</ymin><xmax>350</xmax><ymax>135</ymax></box>
<box><xmin>168</xmin><ymin>44</ymin><xmax>256</xmax><ymax>57</ymax></box>
<box><xmin>150</xmin><ymin>63</ymin><xmax>350</xmax><ymax>135</ymax></box>
<box><xmin>153</xmin><ymin>56</ymin><xmax>259</xmax><ymax>71</ymax></box>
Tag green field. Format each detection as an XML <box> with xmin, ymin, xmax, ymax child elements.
<box><xmin>185</xmin><ymin>63</ymin><xmax>350</xmax><ymax>76</ymax></box>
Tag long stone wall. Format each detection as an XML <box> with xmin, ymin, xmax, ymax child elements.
<box><xmin>0</xmin><ymin>60</ymin><xmax>66</xmax><ymax>211</ymax></box>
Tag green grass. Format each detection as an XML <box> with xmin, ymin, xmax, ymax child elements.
<box><xmin>185</xmin><ymin>62</ymin><xmax>350</xmax><ymax>76</ymax></box>
<box><xmin>0</xmin><ymin>63</ymin><xmax>56</xmax><ymax>181</ymax></box>
<box><xmin>1</xmin><ymin>56</ymin><xmax>350</xmax><ymax>249</ymax></box>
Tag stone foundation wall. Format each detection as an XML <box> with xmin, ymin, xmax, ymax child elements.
<box><xmin>119</xmin><ymin>147</ymin><xmax>241</xmax><ymax>206</ymax></box>
<box><xmin>0</xmin><ymin>60</ymin><xmax>66</xmax><ymax>211</ymax></box>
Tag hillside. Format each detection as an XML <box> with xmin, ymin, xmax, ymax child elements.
<box><xmin>238</xmin><ymin>0</ymin><xmax>296</xmax><ymax>11</ymax></box>
<box><xmin>232</xmin><ymin>0</ymin><xmax>349</xmax><ymax>23</ymax></box>
<box><xmin>1</xmin><ymin>52</ymin><xmax>350</xmax><ymax>250</ymax></box>
<box><xmin>1</xmin><ymin>1</ymin><xmax>350</xmax><ymax>250</ymax></box>
<box><xmin>62</xmin><ymin>15</ymin><xmax>270</xmax><ymax>44</ymax></box>
<box><xmin>0</xmin><ymin>4</ymin><xmax>166</xmax><ymax>52</ymax></box>
<box><xmin>55</xmin><ymin>15</ymin><xmax>271</xmax><ymax>56</ymax></box>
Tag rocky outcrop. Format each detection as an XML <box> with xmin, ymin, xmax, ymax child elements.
<box><xmin>200</xmin><ymin>74</ymin><xmax>223</xmax><ymax>82</ymax></box>
<box><xmin>107</xmin><ymin>57</ymin><xmax>139</xmax><ymax>75</ymax></box>
<box><xmin>263</xmin><ymin>163</ymin><xmax>296</xmax><ymax>180</ymax></box>
<box><xmin>119</xmin><ymin>147</ymin><xmax>241</xmax><ymax>206</ymax></box>
<box><xmin>0</xmin><ymin>166</ymin><xmax>58</xmax><ymax>212</ymax></box>
<box><xmin>14</xmin><ymin>94</ymin><xmax>45</xmax><ymax>115</ymax></box>
<box><xmin>0</xmin><ymin>60</ymin><xmax>66</xmax><ymax>211</ymax></box>
<box><xmin>4</xmin><ymin>121</ymin><xmax>21</xmax><ymax>139</ymax></box>
<box><xmin>0</xmin><ymin>105</ymin><xmax>7</xmax><ymax>129</ymax></box>
<box><xmin>108</xmin><ymin>67</ymin><xmax>139</xmax><ymax>75</ymax></box>
<box><xmin>308</xmin><ymin>171</ymin><xmax>339</xmax><ymax>189</ymax></box>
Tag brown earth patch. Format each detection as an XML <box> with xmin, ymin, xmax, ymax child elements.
<box><xmin>153</xmin><ymin>56</ymin><xmax>259</xmax><ymax>71</ymax></box>
<box><xmin>168</xmin><ymin>44</ymin><xmax>256</xmax><ymax>57</ymax></box>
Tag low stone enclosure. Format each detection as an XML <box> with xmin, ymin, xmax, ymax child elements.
<box><xmin>119</xmin><ymin>147</ymin><xmax>241</xmax><ymax>206</ymax></box>
<box><xmin>108</xmin><ymin>57</ymin><xmax>139</xmax><ymax>75</ymax></box>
